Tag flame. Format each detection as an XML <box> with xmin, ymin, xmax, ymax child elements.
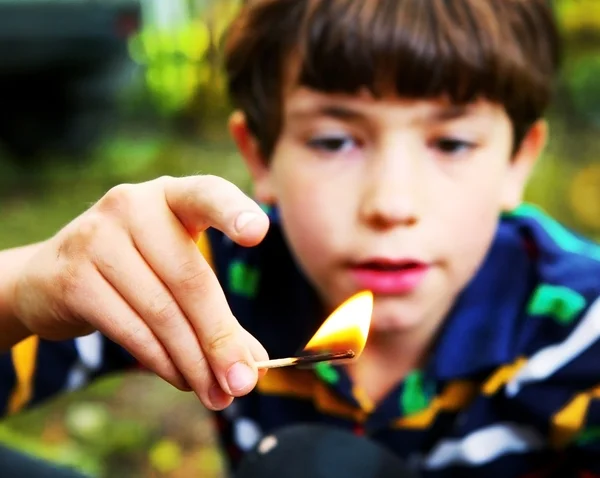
<box><xmin>302</xmin><ymin>290</ymin><xmax>374</xmax><ymax>359</ymax></box>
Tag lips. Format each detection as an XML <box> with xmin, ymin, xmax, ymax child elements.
<box><xmin>348</xmin><ymin>258</ymin><xmax>429</xmax><ymax>295</ymax></box>
<box><xmin>355</xmin><ymin>259</ymin><xmax>424</xmax><ymax>271</ymax></box>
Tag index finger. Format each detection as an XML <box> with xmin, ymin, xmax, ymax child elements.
<box><xmin>163</xmin><ymin>175</ymin><xmax>270</xmax><ymax>245</ymax></box>
<box><xmin>132</xmin><ymin>175</ymin><xmax>268</xmax><ymax>396</ymax></box>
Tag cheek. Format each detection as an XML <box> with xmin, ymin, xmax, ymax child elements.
<box><xmin>271</xmin><ymin>159</ymin><xmax>356</xmax><ymax>283</ymax></box>
<box><xmin>438</xmin><ymin>159</ymin><xmax>509</xmax><ymax>277</ymax></box>
<box><xmin>277</xmin><ymin>195</ymin><xmax>338</xmax><ymax>291</ymax></box>
<box><xmin>274</xmin><ymin>170</ymin><xmax>339</xmax><ymax>262</ymax></box>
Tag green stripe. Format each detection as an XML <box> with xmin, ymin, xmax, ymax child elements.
<box><xmin>314</xmin><ymin>362</ymin><xmax>340</xmax><ymax>385</ymax></box>
<box><xmin>576</xmin><ymin>426</ymin><xmax>600</xmax><ymax>446</ymax></box>
<box><xmin>400</xmin><ymin>371</ymin><xmax>431</xmax><ymax>416</ymax></box>
<box><xmin>505</xmin><ymin>203</ymin><xmax>600</xmax><ymax>262</ymax></box>
<box><xmin>526</xmin><ymin>284</ymin><xmax>586</xmax><ymax>325</ymax></box>
<box><xmin>259</xmin><ymin>203</ymin><xmax>272</xmax><ymax>215</ymax></box>
<box><xmin>228</xmin><ymin>260</ymin><xmax>260</xmax><ymax>298</ymax></box>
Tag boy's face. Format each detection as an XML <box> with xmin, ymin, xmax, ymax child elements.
<box><xmin>231</xmin><ymin>88</ymin><xmax>546</xmax><ymax>335</ymax></box>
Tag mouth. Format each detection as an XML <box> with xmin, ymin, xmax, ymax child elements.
<box><xmin>352</xmin><ymin>259</ymin><xmax>427</xmax><ymax>271</ymax></box>
<box><xmin>347</xmin><ymin>258</ymin><xmax>430</xmax><ymax>295</ymax></box>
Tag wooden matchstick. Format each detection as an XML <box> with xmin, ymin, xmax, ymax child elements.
<box><xmin>256</xmin><ymin>350</ymin><xmax>355</xmax><ymax>370</ymax></box>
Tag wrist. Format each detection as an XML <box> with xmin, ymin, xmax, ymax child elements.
<box><xmin>0</xmin><ymin>243</ymin><xmax>41</xmax><ymax>350</ymax></box>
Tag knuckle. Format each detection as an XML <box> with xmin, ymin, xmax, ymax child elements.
<box><xmin>97</xmin><ymin>183</ymin><xmax>136</xmax><ymax>216</ymax></box>
<box><xmin>59</xmin><ymin>213</ymin><xmax>104</xmax><ymax>259</ymax></box>
<box><xmin>176</xmin><ymin>259</ymin><xmax>209</xmax><ymax>293</ymax></box>
<box><xmin>155</xmin><ymin>174</ymin><xmax>175</xmax><ymax>185</ymax></box>
<box><xmin>206</xmin><ymin>325</ymin><xmax>237</xmax><ymax>355</ymax></box>
<box><xmin>151</xmin><ymin>175</ymin><xmax>176</xmax><ymax>195</ymax></box>
<box><xmin>148</xmin><ymin>292</ymin><xmax>182</xmax><ymax>329</ymax></box>
<box><xmin>123</xmin><ymin>323</ymin><xmax>150</xmax><ymax>351</ymax></box>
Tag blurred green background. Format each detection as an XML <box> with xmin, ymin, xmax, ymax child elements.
<box><xmin>0</xmin><ymin>0</ymin><xmax>598</xmax><ymax>476</ymax></box>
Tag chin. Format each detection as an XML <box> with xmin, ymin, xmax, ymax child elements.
<box><xmin>369</xmin><ymin>300</ymin><xmax>425</xmax><ymax>334</ymax></box>
<box><xmin>370</xmin><ymin>316</ymin><xmax>423</xmax><ymax>334</ymax></box>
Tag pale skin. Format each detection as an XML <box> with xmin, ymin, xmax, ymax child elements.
<box><xmin>232</xmin><ymin>88</ymin><xmax>547</xmax><ymax>402</ymax></box>
<box><xmin>0</xmin><ymin>175</ymin><xmax>271</xmax><ymax>411</ymax></box>
<box><xmin>0</xmin><ymin>88</ymin><xmax>547</xmax><ymax>410</ymax></box>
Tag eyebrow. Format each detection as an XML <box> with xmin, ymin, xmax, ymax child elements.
<box><xmin>287</xmin><ymin>105</ymin><xmax>365</xmax><ymax>122</ymax></box>
<box><xmin>286</xmin><ymin>102</ymin><xmax>473</xmax><ymax>125</ymax></box>
<box><xmin>430</xmin><ymin>104</ymin><xmax>470</xmax><ymax>122</ymax></box>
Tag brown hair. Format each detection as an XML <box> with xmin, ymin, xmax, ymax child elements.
<box><xmin>224</xmin><ymin>0</ymin><xmax>561</xmax><ymax>158</ymax></box>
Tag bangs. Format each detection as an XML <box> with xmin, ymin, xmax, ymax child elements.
<box><xmin>225</xmin><ymin>0</ymin><xmax>560</xmax><ymax>157</ymax></box>
<box><xmin>294</xmin><ymin>0</ymin><xmax>558</xmax><ymax>123</ymax></box>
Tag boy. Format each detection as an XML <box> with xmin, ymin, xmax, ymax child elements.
<box><xmin>1</xmin><ymin>0</ymin><xmax>600</xmax><ymax>476</ymax></box>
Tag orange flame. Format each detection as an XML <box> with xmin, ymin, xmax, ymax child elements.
<box><xmin>302</xmin><ymin>290</ymin><xmax>373</xmax><ymax>359</ymax></box>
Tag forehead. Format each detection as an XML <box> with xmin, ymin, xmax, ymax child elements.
<box><xmin>283</xmin><ymin>87</ymin><xmax>505</xmax><ymax>126</ymax></box>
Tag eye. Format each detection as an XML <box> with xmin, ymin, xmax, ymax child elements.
<box><xmin>307</xmin><ymin>134</ymin><xmax>358</xmax><ymax>154</ymax></box>
<box><xmin>432</xmin><ymin>137</ymin><xmax>476</xmax><ymax>155</ymax></box>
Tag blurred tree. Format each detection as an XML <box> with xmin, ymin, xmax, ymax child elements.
<box><xmin>126</xmin><ymin>0</ymin><xmax>241</xmax><ymax>140</ymax></box>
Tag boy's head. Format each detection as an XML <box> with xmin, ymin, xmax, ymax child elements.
<box><xmin>223</xmin><ymin>0</ymin><xmax>561</xmax><ymax>337</ymax></box>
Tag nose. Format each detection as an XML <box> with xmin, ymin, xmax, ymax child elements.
<box><xmin>358</xmin><ymin>145</ymin><xmax>421</xmax><ymax>230</ymax></box>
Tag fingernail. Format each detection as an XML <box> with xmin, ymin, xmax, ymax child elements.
<box><xmin>235</xmin><ymin>212</ymin><xmax>259</xmax><ymax>233</ymax></box>
<box><xmin>227</xmin><ymin>361</ymin><xmax>255</xmax><ymax>394</ymax></box>
<box><xmin>209</xmin><ymin>383</ymin><xmax>231</xmax><ymax>410</ymax></box>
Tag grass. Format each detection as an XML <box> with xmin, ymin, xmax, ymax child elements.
<box><xmin>0</xmin><ymin>135</ymin><xmax>250</xmax><ymax>249</ymax></box>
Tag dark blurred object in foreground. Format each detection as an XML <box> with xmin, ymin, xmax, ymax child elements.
<box><xmin>0</xmin><ymin>0</ymin><xmax>140</xmax><ymax>167</ymax></box>
<box><xmin>0</xmin><ymin>444</ymin><xmax>88</xmax><ymax>478</ymax></box>
<box><xmin>236</xmin><ymin>424</ymin><xmax>420</xmax><ymax>478</ymax></box>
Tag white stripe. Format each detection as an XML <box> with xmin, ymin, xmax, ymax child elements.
<box><xmin>424</xmin><ymin>423</ymin><xmax>544</xmax><ymax>469</ymax></box>
<box><xmin>66</xmin><ymin>364</ymin><xmax>88</xmax><ymax>391</ymax></box>
<box><xmin>66</xmin><ymin>332</ymin><xmax>104</xmax><ymax>391</ymax></box>
<box><xmin>506</xmin><ymin>296</ymin><xmax>600</xmax><ymax>397</ymax></box>
<box><xmin>75</xmin><ymin>332</ymin><xmax>103</xmax><ymax>370</ymax></box>
<box><xmin>234</xmin><ymin>418</ymin><xmax>263</xmax><ymax>451</ymax></box>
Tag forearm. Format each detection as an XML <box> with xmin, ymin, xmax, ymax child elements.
<box><xmin>0</xmin><ymin>243</ymin><xmax>42</xmax><ymax>351</ymax></box>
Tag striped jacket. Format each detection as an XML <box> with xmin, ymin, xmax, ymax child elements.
<box><xmin>2</xmin><ymin>203</ymin><xmax>600</xmax><ymax>477</ymax></box>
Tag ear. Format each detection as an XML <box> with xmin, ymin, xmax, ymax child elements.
<box><xmin>501</xmin><ymin>120</ymin><xmax>548</xmax><ymax>211</ymax></box>
<box><xmin>228</xmin><ymin>111</ymin><xmax>277</xmax><ymax>204</ymax></box>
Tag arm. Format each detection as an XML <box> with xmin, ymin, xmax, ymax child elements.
<box><xmin>0</xmin><ymin>243</ymin><xmax>42</xmax><ymax>351</ymax></box>
<box><xmin>0</xmin><ymin>175</ymin><xmax>270</xmax><ymax>413</ymax></box>
<box><xmin>0</xmin><ymin>225</ymin><xmax>218</xmax><ymax>417</ymax></box>
<box><xmin>0</xmin><ymin>231</ymin><xmax>214</xmax><ymax>351</ymax></box>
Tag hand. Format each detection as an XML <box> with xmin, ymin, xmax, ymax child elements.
<box><xmin>10</xmin><ymin>175</ymin><xmax>270</xmax><ymax>410</ymax></box>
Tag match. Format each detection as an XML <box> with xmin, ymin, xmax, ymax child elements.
<box><xmin>256</xmin><ymin>350</ymin><xmax>355</xmax><ymax>370</ymax></box>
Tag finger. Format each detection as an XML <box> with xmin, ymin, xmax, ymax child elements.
<box><xmin>69</xmin><ymin>267</ymin><xmax>189</xmax><ymax>392</ymax></box>
<box><xmin>207</xmin><ymin>368</ymin><xmax>234</xmax><ymax>410</ymax></box>
<box><xmin>92</xmin><ymin>230</ymin><xmax>224</xmax><ymax>409</ymax></box>
<box><xmin>162</xmin><ymin>175</ymin><xmax>270</xmax><ymax>246</ymax></box>
<box><xmin>241</xmin><ymin>328</ymin><xmax>269</xmax><ymax>379</ymax></box>
<box><xmin>129</xmin><ymin>202</ymin><xmax>258</xmax><ymax>398</ymax></box>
